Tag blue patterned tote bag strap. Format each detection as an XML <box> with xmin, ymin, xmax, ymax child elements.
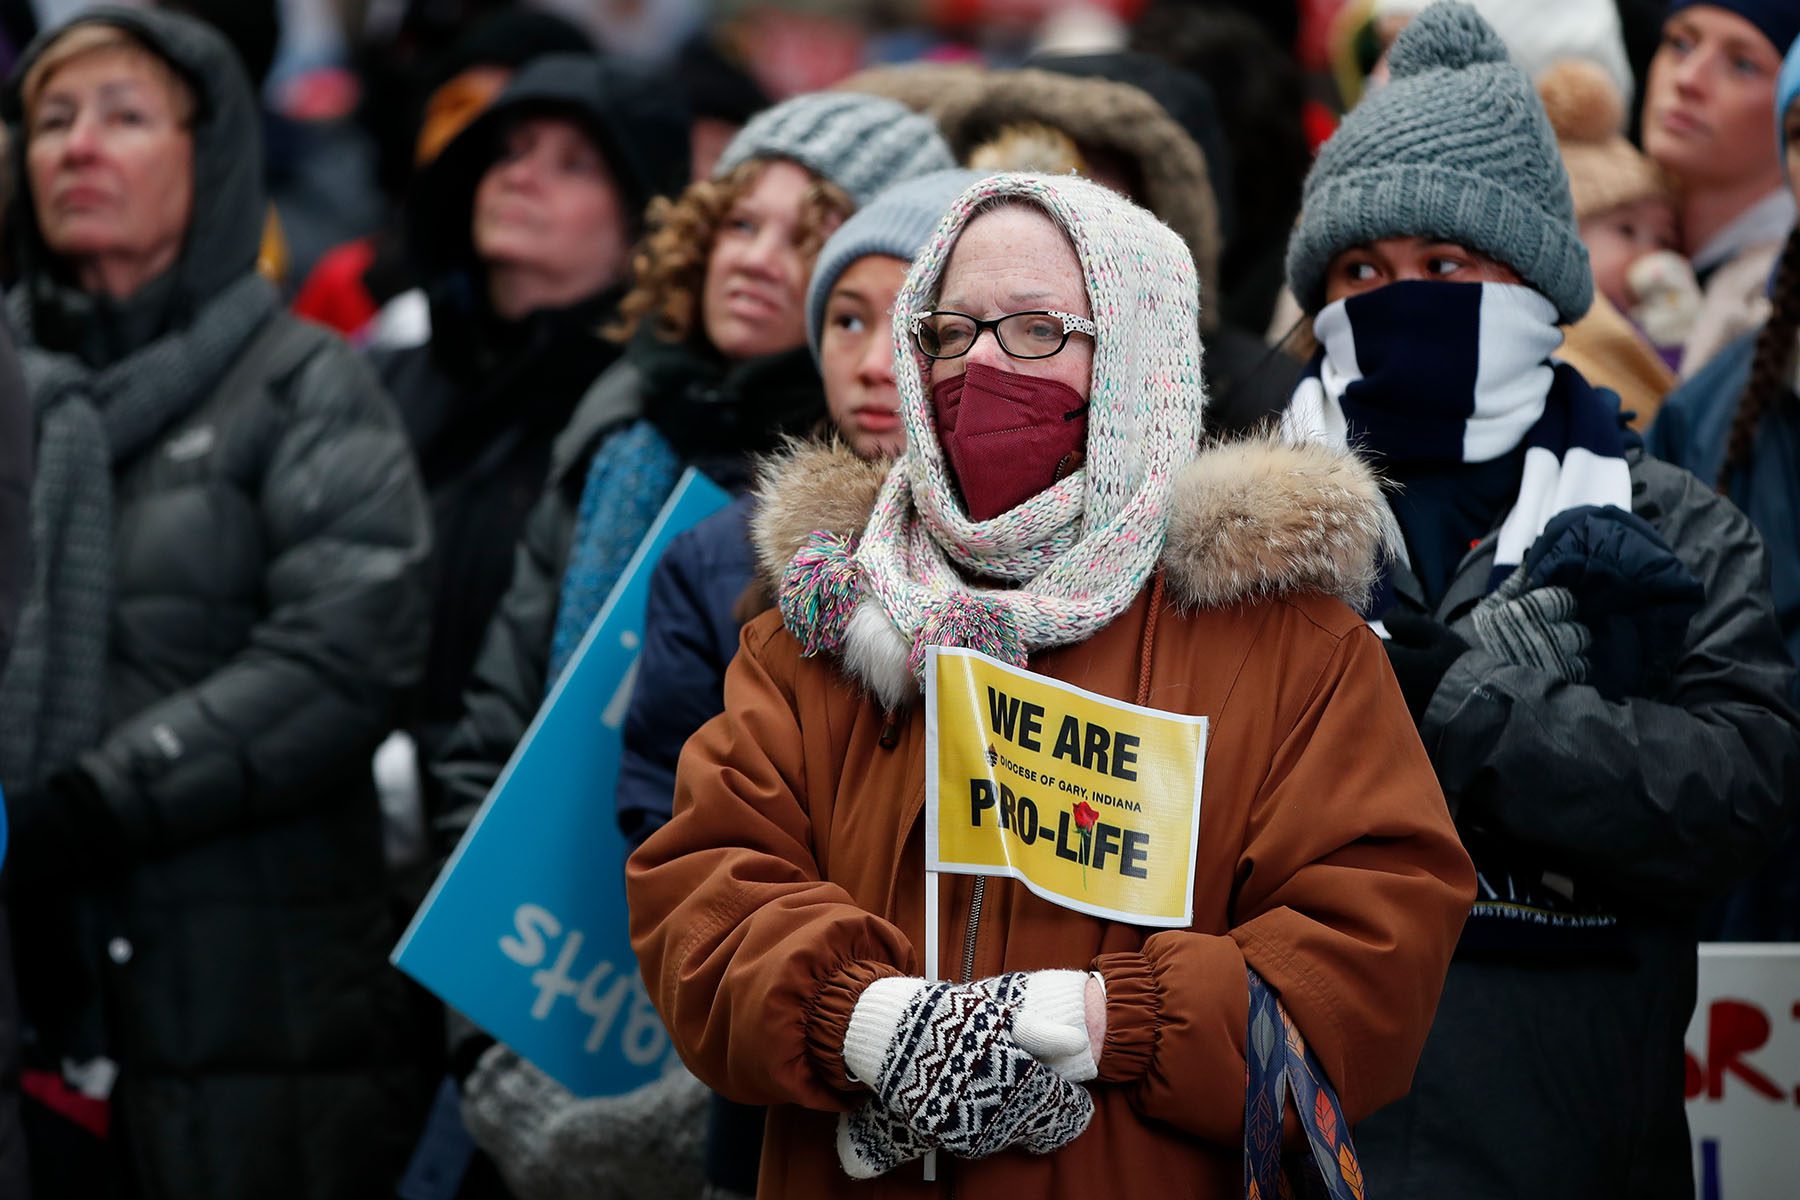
<box><xmin>1244</xmin><ymin>967</ymin><xmax>1366</xmax><ymax>1200</ymax></box>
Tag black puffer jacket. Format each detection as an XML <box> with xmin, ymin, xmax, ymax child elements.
<box><xmin>0</xmin><ymin>313</ymin><xmax>30</xmax><ymax>1200</ymax></box>
<box><xmin>3</xmin><ymin>10</ymin><xmax>432</xmax><ymax>1199</ymax></box>
<box><xmin>1357</xmin><ymin>449</ymin><xmax>1799</xmax><ymax>1199</ymax></box>
<box><xmin>375</xmin><ymin>53</ymin><xmax>689</xmax><ymax>774</ymax></box>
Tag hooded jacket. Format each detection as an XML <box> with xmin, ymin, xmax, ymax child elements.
<box><xmin>375</xmin><ymin>53</ymin><xmax>689</xmax><ymax>773</ymax></box>
<box><xmin>626</xmin><ymin>436</ymin><xmax>1476</xmax><ymax>1199</ymax></box>
<box><xmin>3</xmin><ymin>10</ymin><xmax>433</xmax><ymax>1198</ymax></box>
<box><xmin>836</xmin><ymin>63</ymin><xmax>1299</xmax><ymax>438</ymax></box>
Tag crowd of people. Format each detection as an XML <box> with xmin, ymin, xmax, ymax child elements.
<box><xmin>0</xmin><ymin>1</ymin><xmax>1795</xmax><ymax>1199</ymax></box>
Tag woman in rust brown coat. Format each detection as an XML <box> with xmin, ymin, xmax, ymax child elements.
<box><xmin>628</xmin><ymin>171</ymin><xmax>1474</xmax><ymax>1199</ymax></box>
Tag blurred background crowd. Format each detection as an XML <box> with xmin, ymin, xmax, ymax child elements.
<box><xmin>0</xmin><ymin>1</ymin><xmax>1795</xmax><ymax>1198</ymax></box>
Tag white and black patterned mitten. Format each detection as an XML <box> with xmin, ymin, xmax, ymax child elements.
<box><xmin>1470</xmin><ymin>570</ymin><xmax>1590</xmax><ymax>683</ymax></box>
<box><xmin>837</xmin><ymin>1099</ymin><xmax>935</xmax><ymax>1180</ymax></box>
<box><xmin>837</xmin><ymin>974</ymin><xmax>1093</xmax><ymax>1176</ymax></box>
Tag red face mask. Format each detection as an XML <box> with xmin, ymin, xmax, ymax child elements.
<box><xmin>930</xmin><ymin>362</ymin><xmax>1090</xmax><ymax>521</ymax></box>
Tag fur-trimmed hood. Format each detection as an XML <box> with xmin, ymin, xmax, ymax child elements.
<box><xmin>834</xmin><ymin>63</ymin><xmax>1223</xmax><ymax>330</ymax></box>
<box><xmin>752</xmin><ymin>436</ymin><xmax>1392</xmax><ymax>701</ymax></box>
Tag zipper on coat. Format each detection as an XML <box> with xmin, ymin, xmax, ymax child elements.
<box><xmin>959</xmin><ymin>877</ymin><xmax>986</xmax><ymax>983</ymax></box>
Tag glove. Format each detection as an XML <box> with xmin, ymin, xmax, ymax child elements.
<box><xmin>837</xmin><ymin>970</ymin><xmax>1099</xmax><ymax>1179</ymax></box>
<box><xmin>837</xmin><ymin>973</ymin><xmax>1094</xmax><ymax>1175</ymax></box>
<box><xmin>462</xmin><ymin>1045</ymin><xmax>708</xmax><ymax>1200</ymax></box>
<box><xmin>1469</xmin><ymin>569</ymin><xmax>1590</xmax><ymax>684</ymax></box>
<box><xmin>1379</xmin><ymin>611</ymin><xmax>1470</xmax><ymax>724</ymax></box>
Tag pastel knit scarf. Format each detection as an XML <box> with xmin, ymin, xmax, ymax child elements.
<box><xmin>776</xmin><ymin>173</ymin><xmax>1203</xmax><ymax>706</ymax></box>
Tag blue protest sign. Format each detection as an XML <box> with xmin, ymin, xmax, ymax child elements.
<box><xmin>393</xmin><ymin>468</ymin><xmax>730</xmax><ymax>1097</ymax></box>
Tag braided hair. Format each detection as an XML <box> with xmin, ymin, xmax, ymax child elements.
<box><xmin>1726</xmin><ymin>224</ymin><xmax>1800</xmax><ymax>489</ymax></box>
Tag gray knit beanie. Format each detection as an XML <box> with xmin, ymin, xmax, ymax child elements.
<box><xmin>805</xmin><ymin>169</ymin><xmax>985</xmax><ymax>358</ymax></box>
<box><xmin>1285</xmin><ymin>1</ymin><xmax>1592</xmax><ymax>323</ymax></box>
<box><xmin>714</xmin><ymin>91</ymin><xmax>955</xmax><ymax>207</ymax></box>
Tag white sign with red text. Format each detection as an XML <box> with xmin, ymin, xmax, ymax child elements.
<box><xmin>1685</xmin><ymin>945</ymin><xmax>1800</xmax><ymax>1199</ymax></box>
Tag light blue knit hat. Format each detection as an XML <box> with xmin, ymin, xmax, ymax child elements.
<box><xmin>1286</xmin><ymin>1</ymin><xmax>1593</xmax><ymax>323</ymax></box>
<box><xmin>714</xmin><ymin>91</ymin><xmax>954</xmax><ymax>207</ymax></box>
<box><xmin>805</xmin><ymin>169</ymin><xmax>985</xmax><ymax>358</ymax></box>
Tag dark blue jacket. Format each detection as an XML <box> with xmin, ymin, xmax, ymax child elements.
<box><xmin>1648</xmin><ymin>332</ymin><xmax>1800</xmax><ymax>943</ymax></box>
<box><xmin>616</xmin><ymin>496</ymin><xmax>757</xmax><ymax>848</ymax></box>
<box><xmin>1649</xmin><ymin>332</ymin><xmax>1800</xmax><ymax>689</ymax></box>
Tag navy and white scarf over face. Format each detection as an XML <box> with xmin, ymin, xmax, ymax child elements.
<box><xmin>1282</xmin><ymin>280</ymin><xmax>1632</xmax><ymax>615</ymax></box>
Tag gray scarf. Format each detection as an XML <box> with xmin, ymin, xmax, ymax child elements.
<box><xmin>0</xmin><ymin>271</ymin><xmax>277</xmax><ymax>801</ymax></box>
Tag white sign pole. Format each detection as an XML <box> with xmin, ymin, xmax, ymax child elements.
<box><xmin>923</xmin><ymin>870</ymin><xmax>939</xmax><ymax>1181</ymax></box>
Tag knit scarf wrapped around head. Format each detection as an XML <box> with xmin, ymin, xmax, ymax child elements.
<box><xmin>778</xmin><ymin>174</ymin><xmax>1204</xmax><ymax>709</ymax></box>
<box><xmin>0</xmin><ymin>272</ymin><xmax>278</xmax><ymax>801</ymax></box>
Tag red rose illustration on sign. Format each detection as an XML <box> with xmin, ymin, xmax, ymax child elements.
<box><xmin>1072</xmin><ymin>802</ymin><xmax>1098</xmax><ymax>888</ymax></box>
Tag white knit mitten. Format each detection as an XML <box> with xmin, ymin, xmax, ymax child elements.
<box><xmin>1012</xmin><ymin>970</ymin><xmax>1101</xmax><ymax>1082</ymax></box>
<box><xmin>837</xmin><ymin>974</ymin><xmax>1093</xmax><ymax>1175</ymax></box>
<box><xmin>836</xmin><ymin>1099</ymin><xmax>935</xmax><ymax>1180</ymax></box>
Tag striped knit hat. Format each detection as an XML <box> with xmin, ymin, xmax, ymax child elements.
<box><xmin>776</xmin><ymin>172</ymin><xmax>1206</xmax><ymax>707</ymax></box>
<box><xmin>1287</xmin><ymin>1</ymin><xmax>1592</xmax><ymax>323</ymax></box>
<box><xmin>714</xmin><ymin>91</ymin><xmax>954</xmax><ymax>206</ymax></box>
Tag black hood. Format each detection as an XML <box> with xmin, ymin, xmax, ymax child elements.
<box><xmin>3</xmin><ymin>6</ymin><xmax>265</xmax><ymax>318</ymax></box>
<box><xmin>1029</xmin><ymin>50</ymin><xmax>1236</xmax><ymax>247</ymax></box>
<box><xmin>428</xmin><ymin>8</ymin><xmax>594</xmax><ymax>88</ymax></box>
<box><xmin>408</xmin><ymin>51</ymin><xmax>690</xmax><ymax>292</ymax></box>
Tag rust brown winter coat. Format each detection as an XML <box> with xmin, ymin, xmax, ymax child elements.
<box><xmin>627</xmin><ymin>437</ymin><xmax>1475</xmax><ymax>1200</ymax></box>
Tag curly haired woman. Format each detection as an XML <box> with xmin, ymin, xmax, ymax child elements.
<box><xmin>428</xmin><ymin>91</ymin><xmax>952</xmax><ymax>1198</ymax></box>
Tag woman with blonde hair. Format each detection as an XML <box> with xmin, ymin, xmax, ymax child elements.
<box><xmin>0</xmin><ymin>8</ymin><xmax>431</xmax><ymax>1196</ymax></box>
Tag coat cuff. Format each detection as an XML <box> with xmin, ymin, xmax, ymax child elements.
<box><xmin>804</xmin><ymin>960</ymin><xmax>905</xmax><ymax>1093</ymax></box>
<box><xmin>1090</xmin><ymin>951</ymin><xmax>1159</xmax><ymax>1084</ymax></box>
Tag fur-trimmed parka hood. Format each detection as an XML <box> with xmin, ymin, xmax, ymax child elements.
<box><xmin>834</xmin><ymin>63</ymin><xmax>1223</xmax><ymax>330</ymax></box>
<box><xmin>752</xmin><ymin>436</ymin><xmax>1392</xmax><ymax>701</ymax></box>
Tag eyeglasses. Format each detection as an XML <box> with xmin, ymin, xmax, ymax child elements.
<box><xmin>909</xmin><ymin>309</ymin><xmax>1097</xmax><ymax>360</ymax></box>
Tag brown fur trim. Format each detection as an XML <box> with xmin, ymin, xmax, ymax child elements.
<box><xmin>1162</xmin><ymin>437</ymin><xmax>1392</xmax><ymax>613</ymax></box>
<box><xmin>752</xmin><ymin>435</ymin><xmax>1391</xmax><ymax>620</ymax></box>
<box><xmin>749</xmin><ymin>438</ymin><xmax>894</xmax><ymax>590</ymax></box>
<box><xmin>835</xmin><ymin>64</ymin><xmax>1223</xmax><ymax>331</ymax></box>
<box><xmin>832</xmin><ymin>63</ymin><xmax>991</xmax><ymax>125</ymax></box>
<box><xmin>940</xmin><ymin>68</ymin><xmax>1222</xmax><ymax>330</ymax></box>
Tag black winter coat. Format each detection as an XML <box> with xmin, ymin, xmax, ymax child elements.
<box><xmin>1356</xmin><ymin>448</ymin><xmax>1799</xmax><ymax>1199</ymax></box>
<box><xmin>0</xmin><ymin>312</ymin><xmax>31</xmax><ymax>1200</ymax></box>
<box><xmin>61</xmin><ymin>313</ymin><xmax>432</xmax><ymax>1200</ymax></box>
<box><xmin>2</xmin><ymin>11</ymin><xmax>434</xmax><ymax>1199</ymax></box>
<box><xmin>379</xmin><ymin>53</ymin><xmax>689</xmax><ymax>773</ymax></box>
<box><xmin>430</xmin><ymin>337</ymin><xmax>824</xmax><ymax>847</ymax></box>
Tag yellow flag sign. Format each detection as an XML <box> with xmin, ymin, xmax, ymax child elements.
<box><xmin>925</xmin><ymin>647</ymin><xmax>1207</xmax><ymax>927</ymax></box>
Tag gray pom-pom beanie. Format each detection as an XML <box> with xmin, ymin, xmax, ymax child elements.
<box><xmin>805</xmin><ymin>169</ymin><xmax>986</xmax><ymax>358</ymax></box>
<box><xmin>1285</xmin><ymin>1</ymin><xmax>1593</xmax><ymax>323</ymax></box>
<box><xmin>714</xmin><ymin>91</ymin><xmax>955</xmax><ymax>207</ymax></box>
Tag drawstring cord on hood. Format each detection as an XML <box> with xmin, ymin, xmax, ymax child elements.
<box><xmin>1135</xmin><ymin>570</ymin><xmax>1165</xmax><ymax>707</ymax></box>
